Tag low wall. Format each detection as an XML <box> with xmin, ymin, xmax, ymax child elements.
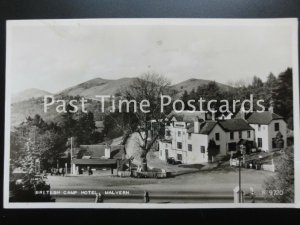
<box><xmin>261</xmin><ymin>164</ymin><xmax>275</xmax><ymax>172</ymax></box>
<box><xmin>117</xmin><ymin>171</ymin><xmax>132</xmax><ymax>177</ymax></box>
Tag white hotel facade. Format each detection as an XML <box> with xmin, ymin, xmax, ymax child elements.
<box><xmin>158</xmin><ymin>109</ymin><xmax>287</xmax><ymax>164</ymax></box>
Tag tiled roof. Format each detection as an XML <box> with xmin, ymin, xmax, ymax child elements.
<box><xmin>72</xmin><ymin>158</ymin><xmax>117</xmax><ymax>166</ymax></box>
<box><xmin>187</xmin><ymin>121</ymin><xmax>217</xmax><ymax>134</ymax></box>
<box><xmin>168</xmin><ymin>111</ymin><xmax>206</xmax><ymax>122</ymax></box>
<box><xmin>80</xmin><ymin>145</ymin><xmax>106</xmax><ymax>158</ymax></box>
<box><xmin>246</xmin><ymin>112</ymin><xmax>283</xmax><ymax>125</ymax></box>
<box><xmin>79</xmin><ymin>145</ymin><xmax>125</xmax><ymax>159</ymax></box>
<box><xmin>199</xmin><ymin>121</ymin><xmax>218</xmax><ymax>134</ymax></box>
<box><xmin>218</xmin><ymin>119</ymin><xmax>253</xmax><ymax>132</ymax></box>
<box><xmin>233</xmin><ymin>111</ymin><xmax>251</xmax><ymax>120</ymax></box>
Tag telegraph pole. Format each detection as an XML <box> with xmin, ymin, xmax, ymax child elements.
<box><xmin>238</xmin><ymin>156</ymin><xmax>242</xmax><ymax>203</ymax></box>
<box><xmin>70</xmin><ymin>137</ymin><xmax>73</xmax><ymax>174</ymax></box>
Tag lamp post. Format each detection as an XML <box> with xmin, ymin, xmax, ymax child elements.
<box><xmin>238</xmin><ymin>144</ymin><xmax>245</xmax><ymax>203</ymax></box>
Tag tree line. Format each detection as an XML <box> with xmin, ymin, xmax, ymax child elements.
<box><xmin>10</xmin><ymin>108</ymin><xmax>103</xmax><ymax>174</ymax></box>
<box><xmin>180</xmin><ymin>68</ymin><xmax>293</xmax><ymax>129</ymax></box>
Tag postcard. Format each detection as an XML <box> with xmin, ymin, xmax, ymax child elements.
<box><xmin>4</xmin><ymin>18</ymin><xmax>299</xmax><ymax>208</ymax></box>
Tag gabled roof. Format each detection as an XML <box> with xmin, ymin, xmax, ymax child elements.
<box><xmin>246</xmin><ymin>112</ymin><xmax>284</xmax><ymax>125</ymax></box>
<box><xmin>72</xmin><ymin>158</ymin><xmax>117</xmax><ymax>166</ymax></box>
<box><xmin>199</xmin><ymin>121</ymin><xmax>218</xmax><ymax>134</ymax></box>
<box><xmin>218</xmin><ymin>119</ymin><xmax>253</xmax><ymax>132</ymax></box>
<box><xmin>187</xmin><ymin>121</ymin><xmax>217</xmax><ymax>134</ymax></box>
<box><xmin>168</xmin><ymin>111</ymin><xmax>206</xmax><ymax>123</ymax></box>
<box><xmin>233</xmin><ymin>111</ymin><xmax>252</xmax><ymax>120</ymax></box>
<box><xmin>80</xmin><ymin>145</ymin><xmax>106</xmax><ymax>158</ymax></box>
<box><xmin>79</xmin><ymin>145</ymin><xmax>125</xmax><ymax>159</ymax></box>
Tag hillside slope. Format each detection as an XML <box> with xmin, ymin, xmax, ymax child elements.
<box><xmin>12</xmin><ymin>88</ymin><xmax>52</xmax><ymax>103</ymax></box>
<box><xmin>172</xmin><ymin>78</ymin><xmax>232</xmax><ymax>95</ymax></box>
<box><xmin>58</xmin><ymin>77</ymin><xmax>137</xmax><ymax>98</ymax></box>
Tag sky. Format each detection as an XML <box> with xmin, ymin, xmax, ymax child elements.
<box><xmin>6</xmin><ymin>19</ymin><xmax>296</xmax><ymax>94</ymax></box>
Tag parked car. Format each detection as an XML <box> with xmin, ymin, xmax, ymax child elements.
<box><xmin>167</xmin><ymin>157</ymin><xmax>182</xmax><ymax>165</ymax></box>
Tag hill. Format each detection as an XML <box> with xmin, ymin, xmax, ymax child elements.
<box><xmin>172</xmin><ymin>78</ymin><xmax>232</xmax><ymax>95</ymax></box>
<box><xmin>10</xmin><ymin>77</ymin><xmax>232</xmax><ymax>127</ymax></box>
<box><xmin>58</xmin><ymin>77</ymin><xmax>137</xmax><ymax>98</ymax></box>
<box><xmin>12</xmin><ymin>88</ymin><xmax>52</xmax><ymax>103</ymax></box>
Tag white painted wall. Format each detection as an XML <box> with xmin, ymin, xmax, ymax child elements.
<box><xmin>185</xmin><ymin>133</ymin><xmax>209</xmax><ymax>164</ymax></box>
<box><xmin>250</xmin><ymin>119</ymin><xmax>287</xmax><ymax>152</ymax></box>
<box><xmin>250</xmin><ymin>124</ymin><xmax>269</xmax><ymax>151</ymax></box>
<box><xmin>159</xmin><ymin>121</ymin><xmax>255</xmax><ymax>164</ymax></box>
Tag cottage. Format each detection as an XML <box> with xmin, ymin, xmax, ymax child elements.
<box><xmin>158</xmin><ymin>111</ymin><xmax>255</xmax><ymax>164</ymax></box>
<box><xmin>71</xmin><ymin>144</ymin><xmax>125</xmax><ymax>174</ymax></box>
<box><xmin>235</xmin><ymin>107</ymin><xmax>287</xmax><ymax>152</ymax></box>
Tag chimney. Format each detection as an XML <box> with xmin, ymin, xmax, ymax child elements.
<box><xmin>194</xmin><ymin>117</ymin><xmax>200</xmax><ymax>133</ymax></box>
<box><xmin>211</xmin><ymin>112</ymin><xmax>215</xmax><ymax>121</ymax></box>
<box><xmin>104</xmin><ymin>145</ymin><xmax>111</xmax><ymax>159</ymax></box>
<box><xmin>268</xmin><ymin>106</ymin><xmax>274</xmax><ymax>113</ymax></box>
<box><xmin>240</xmin><ymin>105</ymin><xmax>245</xmax><ymax>120</ymax></box>
<box><xmin>268</xmin><ymin>101</ymin><xmax>274</xmax><ymax>113</ymax></box>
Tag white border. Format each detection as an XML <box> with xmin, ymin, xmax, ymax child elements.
<box><xmin>4</xmin><ymin>18</ymin><xmax>299</xmax><ymax>208</ymax></box>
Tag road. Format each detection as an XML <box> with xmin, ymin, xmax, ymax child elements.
<box><xmin>46</xmin><ymin>166</ymin><xmax>274</xmax><ymax>203</ymax></box>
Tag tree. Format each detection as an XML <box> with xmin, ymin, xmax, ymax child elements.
<box><xmin>10</xmin><ymin>114</ymin><xmax>68</xmax><ymax>172</ymax></box>
<box><xmin>272</xmin><ymin>68</ymin><xmax>293</xmax><ymax>129</ymax></box>
<box><xmin>264</xmin><ymin>147</ymin><xmax>294</xmax><ymax>203</ymax></box>
<box><xmin>251</xmin><ymin>76</ymin><xmax>264</xmax><ymax>88</ymax></box>
<box><xmin>74</xmin><ymin>111</ymin><xmax>97</xmax><ymax>145</ymax></box>
<box><xmin>264</xmin><ymin>73</ymin><xmax>277</xmax><ymax>107</ymax></box>
<box><xmin>118</xmin><ymin>72</ymin><xmax>174</xmax><ymax>169</ymax></box>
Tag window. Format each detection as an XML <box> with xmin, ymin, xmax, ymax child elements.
<box><xmin>230</xmin><ymin>132</ymin><xmax>234</xmax><ymax>140</ymax></box>
<box><xmin>188</xmin><ymin>144</ymin><xmax>192</xmax><ymax>151</ymax></box>
<box><xmin>177</xmin><ymin>154</ymin><xmax>182</xmax><ymax>161</ymax></box>
<box><xmin>275</xmin><ymin>123</ymin><xmax>280</xmax><ymax>132</ymax></box>
<box><xmin>247</xmin><ymin>130</ymin><xmax>251</xmax><ymax>138</ymax></box>
<box><xmin>178</xmin><ymin>131</ymin><xmax>181</xmax><ymax>137</ymax></box>
<box><xmin>188</xmin><ymin>133</ymin><xmax>192</xmax><ymax>140</ymax></box>
<box><xmin>215</xmin><ymin>133</ymin><xmax>220</xmax><ymax>141</ymax></box>
<box><xmin>228</xmin><ymin>142</ymin><xmax>237</xmax><ymax>151</ymax></box>
<box><xmin>200</xmin><ymin>146</ymin><xmax>205</xmax><ymax>153</ymax></box>
<box><xmin>166</xmin><ymin>130</ymin><xmax>171</xmax><ymax>136</ymax></box>
<box><xmin>177</xmin><ymin>142</ymin><xmax>182</xmax><ymax>149</ymax></box>
<box><xmin>258</xmin><ymin>124</ymin><xmax>261</xmax><ymax>131</ymax></box>
<box><xmin>239</xmin><ymin>131</ymin><xmax>242</xmax><ymax>139</ymax></box>
<box><xmin>160</xmin><ymin>150</ymin><xmax>162</xmax><ymax>156</ymax></box>
<box><xmin>258</xmin><ymin>138</ymin><xmax>262</xmax><ymax>148</ymax></box>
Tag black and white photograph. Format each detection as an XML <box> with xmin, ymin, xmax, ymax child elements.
<box><xmin>4</xmin><ymin>18</ymin><xmax>299</xmax><ymax>208</ymax></box>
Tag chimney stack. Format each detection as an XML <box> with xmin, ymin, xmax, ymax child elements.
<box><xmin>104</xmin><ymin>145</ymin><xmax>111</xmax><ymax>159</ymax></box>
<box><xmin>194</xmin><ymin>117</ymin><xmax>200</xmax><ymax>133</ymax></box>
<box><xmin>240</xmin><ymin>105</ymin><xmax>245</xmax><ymax>120</ymax></box>
<box><xmin>268</xmin><ymin>106</ymin><xmax>274</xmax><ymax>113</ymax></box>
<box><xmin>211</xmin><ymin>112</ymin><xmax>216</xmax><ymax>121</ymax></box>
<box><xmin>268</xmin><ymin>101</ymin><xmax>274</xmax><ymax>113</ymax></box>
